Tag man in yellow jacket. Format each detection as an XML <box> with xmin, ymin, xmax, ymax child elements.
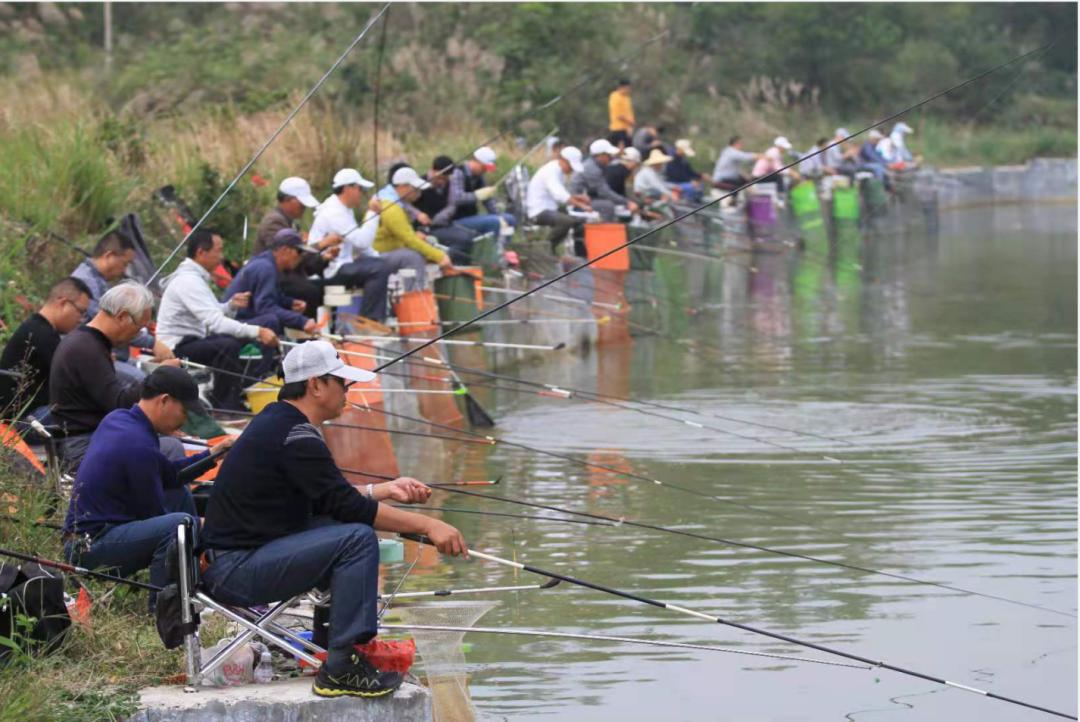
<box><xmin>607</xmin><ymin>78</ymin><xmax>635</xmax><ymax>149</ymax></box>
<box><xmin>374</xmin><ymin>166</ymin><xmax>456</xmax><ymax>290</ymax></box>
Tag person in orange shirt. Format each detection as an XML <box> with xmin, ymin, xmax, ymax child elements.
<box><xmin>607</xmin><ymin>78</ymin><xmax>635</xmax><ymax>149</ymax></box>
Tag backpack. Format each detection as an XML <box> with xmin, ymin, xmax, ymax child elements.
<box><xmin>0</xmin><ymin>561</ymin><xmax>71</xmax><ymax>663</ymax></box>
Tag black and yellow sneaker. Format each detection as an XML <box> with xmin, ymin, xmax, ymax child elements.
<box><xmin>312</xmin><ymin>652</ymin><xmax>403</xmax><ymax>699</ymax></box>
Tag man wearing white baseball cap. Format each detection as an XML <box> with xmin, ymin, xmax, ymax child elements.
<box><xmin>752</xmin><ymin>136</ymin><xmax>797</xmax><ymax>192</ymax></box>
<box><xmin>307</xmin><ymin>168</ymin><xmax>396</xmax><ymax>323</ymax></box>
<box><xmin>255</xmin><ymin>176</ymin><xmax>344</xmax><ymax>319</ymax></box>
<box><xmin>526</xmin><ymin>146</ymin><xmax>594</xmax><ymax>251</ymax></box>
<box><xmin>444</xmin><ymin>146</ymin><xmax>517</xmax><ymax>242</ymax></box>
<box><xmin>568</xmin><ymin>138</ymin><xmax>639</xmax><ymax>221</ymax></box>
<box><xmin>372</xmin><ymin>166</ymin><xmax>456</xmax><ymax>289</ymax></box>
<box><xmin>201</xmin><ymin>339</ymin><xmax>467</xmax><ymax>699</ymax></box>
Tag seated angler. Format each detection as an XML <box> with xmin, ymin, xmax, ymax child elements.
<box><xmin>373</xmin><ymin>167</ymin><xmax>457</xmax><ymax>289</ymax></box>
<box><xmin>62</xmin><ymin>366</ymin><xmax>232</xmax><ymax>601</ymax></box>
<box><xmin>711</xmin><ymin>135</ymin><xmax>760</xmax><ymax>188</ymax></box>
<box><xmin>526</xmin><ymin>146</ymin><xmax>592</xmax><ymax>252</ymax></box>
<box><xmin>569</xmin><ymin>139</ymin><xmax>640</xmax><ymax>221</ymax></box>
<box><xmin>72</xmin><ymin>230</ymin><xmax>175</xmax><ymax>383</ymax></box>
<box><xmin>752</xmin><ymin>136</ymin><xmax>797</xmax><ymax>192</ymax></box>
<box><xmin>200</xmin><ymin>340</ymin><xmax>468</xmax><ymax>699</ymax></box>
<box><xmin>50</xmin><ymin>282</ymin><xmax>182</xmax><ymax>469</ymax></box>
<box><xmin>858</xmin><ymin>130</ymin><xmax>891</xmax><ymax>187</ymax></box>
<box><xmin>255</xmin><ymin>176</ymin><xmax>343</xmax><ymax>320</ymax></box>
<box><xmin>224</xmin><ymin>230</ymin><xmax>319</xmax><ymax>336</ymax></box>
<box><xmin>603</xmin><ymin>147</ymin><xmax>641</xmax><ymax>199</ymax></box>
<box><xmin>157</xmin><ymin>230</ymin><xmax>280</xmax><ymax>410</ymax></box>
<box><xmin>445</xmin><ymin>147</ymin><xmax>516</xmax><ymax>242</ymax></box>
<box><xmin>409</xmin><ymin>156</ymin><xmax>478</xmax><ymax>265</ymax></box>
<box><xmin>0</xmin><ymin>277</ymin><xmax>91</xmax><ymax>430</ymax></box>
<box><xmin>634</xmin><ymin>148</ymin><xmax>675</xmax><ymax>205</ymax></box>
<box><xmin>664</xmin><ymin>139</ymin><xmax>707</xmax><ymax>203</ymax></box>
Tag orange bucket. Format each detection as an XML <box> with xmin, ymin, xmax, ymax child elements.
<box><xmin>584</xmin><ymin>224</ymin><xmax>629</xmax><ymax>271</ymax></box>
<box><xmin>342</xmin><ymin>341</ymin><xmax>383</xmax><ymax>406</ymax></box>
<box><xmin>393</xmin><ymin>289</ymin><xmax>440</xmax><ymax>336</ymax></box>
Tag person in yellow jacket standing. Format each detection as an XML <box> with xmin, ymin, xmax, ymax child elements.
<box><xmin>607</xmin><ymin>79</ymin><xmax>635</xmax><ymax>149</ymax></box>
<box><xmin>374</xmin><ymin>166</ymin><xmax>457</xmax><ymax>290</ymax></box>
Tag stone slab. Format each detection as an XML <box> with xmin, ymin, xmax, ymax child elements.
<box><xmin>132</xmin><ymin>678</ymin><xmax>431</xmax><ymax>722</ymax></box>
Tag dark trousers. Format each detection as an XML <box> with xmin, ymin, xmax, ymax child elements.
<box><xmin>279</xmin><ymin>271</ymin><xmax>324</xmax><ymax>320</ymax></box>
<box><xmin>202</xmin><ymin>518</ymin><xmax>380</xmax><ymax>652</ymax></box>
<box><xmin>175</xmin><ymin>335</ymin><xmax>247</xmax><ymax>410</ymax></box>
<box><xmin>64</xmin><ymin>486</ymin><xmax>197</xmax><ymax>600</ymax></box>
<box><xmin>608</xmin><ymin>129</ymin><xmax>631</xmax><ymax>148</ymax></box>
<box><xmin>329</xmin><ymin>257</ymin><xmax>392</xmax><ymax>322</ymax></box>
<box><xmin>428</xmin><ymin>224</ymin><xmax>478</xmax><ymax>265</ymax></box>
<box><xmin>533</xmin><ymin>210</ymin><xmax>586</xmax><ymax>251</ymax></box>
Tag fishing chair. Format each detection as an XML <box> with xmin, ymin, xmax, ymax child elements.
<box><xmin>169</xmin><ymin>520</ymin><xmax>326</xmax><ymax>690</ymax></box>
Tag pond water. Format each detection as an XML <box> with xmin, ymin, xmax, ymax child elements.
<box><xmin>391</xmin><ymin>203</ymin><xmax>1077</xmax><ymax>721</ymax></box>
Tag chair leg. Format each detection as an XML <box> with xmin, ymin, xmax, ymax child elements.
<box><xmin>176</xmin><ymin>523</ymin><xmax>201</xmax><ymax>692</ymax></box>
<box><xmin>196</xmin><ymin>594</ymin><xmax>324</xmax><ymax>672</ymax></box>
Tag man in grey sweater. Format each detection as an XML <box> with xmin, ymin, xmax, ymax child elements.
<box><xmin>157</xmin><ymin>230</ymin><xmax>279</xmax><ymax>409</ymax></box>
<box><xmin>569</xmin><ymin>139</ymin><xmax>640</xmax><ymax>221</ymax></box>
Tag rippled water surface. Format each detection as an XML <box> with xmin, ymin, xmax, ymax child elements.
<box><xmin>394</xmin><ymin>204</ymin><xmax>1077</xmax><ymax>721</ymax></box>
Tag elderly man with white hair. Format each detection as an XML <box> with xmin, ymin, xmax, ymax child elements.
<box><xmin>50</xmin><ymin>281</ymin><xmax>184</xmax><ymax>469</ymax></box>
<box><xmin>569</xmin><ymin>138</ymin><xmax>640</xmax><ymax>221</ymax></box>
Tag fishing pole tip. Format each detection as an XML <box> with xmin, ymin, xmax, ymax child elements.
<box><xmin>824</xmin><ymin>456</ymin><xmax>843</xmax><ymax>464</ymax></box>
<box><xmin>553</xmin><ymin>342</ymin><xmax>567</xmax><ymax>351</ymax></box>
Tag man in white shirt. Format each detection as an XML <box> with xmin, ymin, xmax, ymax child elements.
<box><xmin>308</xmin><ymin>168</ymin><xmax>395</xmax><ymax>323</ymax></box>
<box><xmin>157</xmin><ymin>230</ymin><xmax>279</xmax><ymax>409</ymax></box>
<box><xmin>526</xmin><ymin>146</ymin><xmax>592</xmax><ymax>251</ymax></box>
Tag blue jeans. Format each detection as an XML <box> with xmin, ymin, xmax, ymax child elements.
<box><xmin>201</xmin><ymin>518</ymin><xmax>380</xmax><ymax>652</ymax></box>
<box><xmin>455</xmin><ymin>213</ymin><xmax>515</xmax><ymax>239</ymax></box>
<box><xmin>673</xmin><ymin>182</ymin><xmax>703</xmax><ymax>203</ymax></box>
<box><xmin>64</xmin><ymin>486</ymin><xmax>196</xmax><ymax>593</ymax></box>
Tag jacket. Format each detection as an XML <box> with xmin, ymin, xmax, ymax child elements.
<box><xmin>157</xmin><ymin>258</ymin><xmax>260</xmax><ymax>349</ymax></box>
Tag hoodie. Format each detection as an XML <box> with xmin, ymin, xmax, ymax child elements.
<box><xmin>157</xmin><ymin>258</ymin><xmax>260</xmax><ymax>349</ymax></box>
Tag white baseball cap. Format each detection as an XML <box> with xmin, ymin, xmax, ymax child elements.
<box><xmin>834</xmin><ymin>127</ymin><xmax>849</xmax><ymax>138</ymax></box>
<box><xmin>868</xmin><ymin>129</ymin><xmax>884</xmax><ymax>140</ymax></box>
<box><xmin>589</xmin><ymin>138</ymin><xmax>621</xmax><ymax>156</ymax></box>
<box><xmin>282</xmin><ymin>340</ymin><xmax>376</xmax><ymax>384</ymax></box>
<box><xmin>474</xmin><ymin>146</ymin><xmax>497</xmax><ymax>170</ymax></box>
<box><xmin>332</xmin><ymin>168</ymin><xmax>374</xmax><ymax>189</ymax></box>
<box><xmin>621</xmin><ymin>147</ymin><xmax>642</xmax><ymax>164</ymax></box>
<box><xmin>278</xmin><ymin>177</ymin><xmax>319</xmax><ymax>208</ymax></box>
<box><xmin>560</xmin><ymin>146</ymin><xmax>585</xmax><ymax>173</ymax></box>
<box><xmin>893</xmin><ymin>121</ymin><xmax>913</xmax><ymax>135</ymax></box>
<box><xmin>773</xmin><ymin>136</ymin><xmax>793</xmax><ymax>150</ymax></box>
<box><xmin>391</xmin><ymin>166</ymin><xmax>430</xmax><ymax>190</ymax></box>
<box><xmin>675</xmin><ymin>139</ymin><xmax>696</xmax><ymax>157</ymax></box>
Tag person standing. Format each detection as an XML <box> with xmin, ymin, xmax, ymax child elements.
<box><xmin>607</xmin><ymin>79</ymin><xmax>635</xmax><ymax>148</ymax></box>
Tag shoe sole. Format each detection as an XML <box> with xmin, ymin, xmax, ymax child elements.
<box><xmin>312</xmin><ymin>683</ymin><xmax>399</xmax><ymax>699</ymax></box>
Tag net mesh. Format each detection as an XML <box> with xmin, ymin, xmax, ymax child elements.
<box><xmin>391</xmin><ymin>601</ymin><xmax>499</xmax><ymax>722</ymax></box>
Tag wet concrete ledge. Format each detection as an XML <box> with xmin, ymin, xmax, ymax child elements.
<box><xmin>930</xmin><ymin>157</ymin><xmax>1077</xmax><ymax>209</ymax></box>
<box><xmin>131</xmin><ymin>678</ymin><xmax>431</xmax><ymax>722</ymax></box>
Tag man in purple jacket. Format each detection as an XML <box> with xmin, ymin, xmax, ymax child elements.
<box><xmin>224</xmin><ymin>229</ymin><xmax>318</xmax><ymax>335</ymax></box>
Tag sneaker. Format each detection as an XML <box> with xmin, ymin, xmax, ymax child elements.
<box><xmin>312</xmin><ymin>652</ymin><xmax>403</xmax><ymax>698</ymax></box>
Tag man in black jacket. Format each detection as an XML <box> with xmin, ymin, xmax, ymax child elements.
<box><xmin>200</xmin><ymin>340</ymin><xmax>467</xmax><ymax>700</ymax></box>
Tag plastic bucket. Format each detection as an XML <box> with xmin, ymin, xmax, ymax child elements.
<box><xmin>832</xmin><ymin>187</ymin><xmax>860</xmax><ymax>220</ymax></box>
<box><xmin>435</xmin><ymin>269</ymin><xmax>482</xmax><ymax>323</ymax></box>
<box><xmin>470</xmin><ymin>232</ymin><xmax>501</xmax><ymax>274</ymax></box>
<box><xmin>790</xmin><ymin>181</ymin><xmax>821</xmax><ymax>217</ymax></box>
<box><xmin>861</xmin><ymin>177</ymin><xmax>887</xmax><ymax>214</ymax></box>
<box><xmin>393</xmin><ymin>289</ymin><xmax>440</xmax><ymax>336</ymax></box>
<box><xmin>244</xmin><ymin>376</ymin><xmax>282</xmax><ymax>414</ymax></box>
<box><xmin>584</xmin><ymin>223</ymin><xmax>630</xmax><ymax>271</ymax></box>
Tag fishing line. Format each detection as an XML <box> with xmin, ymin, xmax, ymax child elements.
<box><xmin>403</xmin><ymin>533</ymin><xmax>1077</xmax><ymax>720</ymax></box>
<box><xmin>149</xmin><ymin>3</ymin><xmax>391</xmax><ymax>283</ymax></box>
<box><xmin>374</xmin><ymin>43</ymin><xmax>1051</xmax><ymax>373</ymax></box>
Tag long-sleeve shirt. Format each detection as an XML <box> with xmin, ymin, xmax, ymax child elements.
<box><xmin>50</xmin><ymin>326</ymin><xmax>143</xmax><ymax>435</ymax></box>
<box><xmin>569</xmin><ymin>157</ymin><xmax>627</xmax><ymax>205</ymax></box>
<box><xmin>712</xmin><ymin>146</ymin><xmax>757</xmax><ymax>181</ymax></box>
<box><xmin>890</xmin><ymin>130</ymin><xmax>913</xmax><ymax>162</ymax></box>
<box><xmin>201</xmin><ymin>401</ymin><xmax>378</xmax><ymax>549</ymax></box>
<box><xmin>608</xmin><ymin>90</ymin><xmax>634</xmax><ymax>132</ymax></box>
<box><xmin>859</xmin><ymin>141</ymin><xmax>888</xmax><ymax>165</ymax></box>
<box><xmin>752</xmin><ymin>147</ymin><xmax>786</xmax><ymax>178</ymax></box>
<box><xmin>373</xmin><ymin>186</ymin><xmax>447</xmax><ymax>264</ymax></box>
<box><xmin>224</xmin><ymin>252</ymin><xmax>309</xmax><ymax>331</ymax></box>
<box><xmin>446</xmin><ymin>165</ymin><xmax>496</xmax><ymax>220</ymax></box>
<box><xmin>664</xmin><ymin>155</ymin><xmax>702</xmax><ymax>184</ymax></box>
<box><xmin>71</xmin><ymin>259</ymin><xmax>155</xmax><ymax>351</ymax></box>
<box><xmin>308</xmin><ymin>193</ymin><xmax>380</xmax><ymax>279</ymax></box>
<box><xmin>603</xmin><ymin>162</ymin><xmax>632</xmax><ymax>198</ymax></box>
<box><xmin>63</xmin><ymin>404</ymin><xmax>210</xmax><ymax>536</ymax></box>
<box><xmin>798</xmin><ymin>145</ymin><xmax>825</xmax><ymax>177</ymax></box>
<box><xmin>254</xmin><ymin>207</ymin><xmax>296</xmax><ymax>256</ymax></box>
<box><xmin>526</xmin><ymin>160</ymin><xmax>572</xmax><ymax>218</ymax></box>
<box><xmin>633</xmin><ymin>166</ymin><xmax>670</xmax><ymax>200</ymax></box>
<box><xmin>157</xmin><ymin>258</ymin><xmax>260</xmax><ymax>349</ymax></box>
<box><xmin>0</xmin><ymin>312</ymin><xmax>60</xmax><ymax>412</ymax></box>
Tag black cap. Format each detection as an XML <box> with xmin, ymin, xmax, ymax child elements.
<box><xmin>271</xmin><ymin>228</ymin><xmax>304</xmax><ymax>250</ymax></box>
<box><xmin>142</xmin><ymin>366</ymin><xmax>203</xmax><ymax>415</ymax></box>
<box><xmin>432</xmin><ymin>155</ymin><xmax>454</xmax><ymax>173</ymax></box>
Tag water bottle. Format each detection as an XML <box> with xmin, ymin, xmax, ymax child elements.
<box><xmin>254</xmin><ymin>651</ymin><xmax>273</xmax><ymax>684</ymax></box>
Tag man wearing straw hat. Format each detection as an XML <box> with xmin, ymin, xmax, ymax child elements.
<box><xmin>201</xmin><ymin>340</ymin><xmax>468</xmax><ymax>699</ymax></box>
<box><xmin>634</xmin><ymin>148</ymin><xmax>675</xmax><ymax>205</ymax></box>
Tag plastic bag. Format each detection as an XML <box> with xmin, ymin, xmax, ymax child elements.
<box><xmin>200</xmin><ymin>637</ymin><xmax>254</xmax><ymax>687</ymax></box>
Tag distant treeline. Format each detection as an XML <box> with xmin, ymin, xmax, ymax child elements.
<box><xmin>1</xmin><ymin>2</ymin><xmax>1075</xmax><ymax>138</ymax></box>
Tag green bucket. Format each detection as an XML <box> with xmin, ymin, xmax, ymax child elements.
<box><xmin>434</xmin><ymin>274</ymin><xmax>479</xmax><ymax>323</ymax></box>
<box><xmin>861</xmin><ymin>178</ymin><xmax>888</xmax><ymax>215</ymax></box>
<box><xmin>790</xmin><ymin>181</ymin><xmax>821</xmax><ymax>218</ymax></box>
<box><xmin>470</xmin><ymin>232</ymin><xmax>501</xmax><ymax>274</ymax></box>
<box><xmin>832</xmin><ymin>187</ymin><xmax>860</xmax><ymax>221</ymax></box>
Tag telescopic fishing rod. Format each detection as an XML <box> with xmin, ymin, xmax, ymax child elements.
<box><xmin>402</xmin><ymin>533</ymin><xmax>1076</xmax><ymax>720</ymax></box>
<box><xmin>0</xmin><ymin>548</ymin><xmax>163</xmax><ymax>593</ymax></box>
<box><xmin>373</xmin><ymin>43</ymin><xmax>1052</xmax><ymax>375</ymax></box>
<box><xmin>149</xmin><ymin>3</ymin><xmax>391</xmax><ymax>283</ymax></box>
<box><xmin>423</xmin><ymin>483</ymin><xmax>1076</xmax><ymax>619</ymax></box>
<box><xmin>379</xmin><ymin>623</ymin><xmax>870</xmax><ymax>669</ymax></box>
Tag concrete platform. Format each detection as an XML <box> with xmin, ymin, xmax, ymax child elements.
<box><xmin>131</xmin><ymin>677</ymin><xmax>431</xmax><ymax>722</ymax></box>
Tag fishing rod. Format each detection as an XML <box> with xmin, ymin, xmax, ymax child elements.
<box><xmin>402</xmin><ymin>533</ymin><xmax>1076</xmax><ymax>720</ymax></box>
<box><xmin>379</xmin><ymin>623</ymin><xmax>870</xmax><ymax>669</ymax></box>
<box><xmin>149</xmin><ymin>4</ymin><xmax>391</xmax><ymax>283</ymax></box>
<box><xmin>373</xmin><ymin>43</ymin><xmax>1051</xmax><ymax>374</ymax></box>
<box><xmin>0</xmin><ymin>548</ymin><xmax>163</xmax><ymax>593</ymax></box>
<box><xmin>424</xmin><ymin>484</ymin><xmax>1076</xmax><ymax>619</ymax></box>
<box><xmin>480</xmin><ymin>284</ymin><xmax>622</xmax><ymax>312</ymax></box>
<box><xmin>371</xmin><ymin>5</ymin><xmax>391</xmax><ymax>174</ymax></box>
<box><xmin>397</xmin><ymin>317</ymin><xmax>608</xmax><ymax>328</ymax></box>
<box><xmin>341</xmin><ymin>332</ymin><xmax>567</xmax><ymax>352</ymax></box>
<box><xmin>392</xmin><ymin>504</ymin><xmax>617</xmax><ymax>528</ymax></box>
<box><xmin>378</xmin><ymin>578</ymin><xmax>561</xmax><ymax>600</ymax></box>
<box><xmin>491</xmin><ymin>126</ymin><xmax>559</xmax><ymax>190</ymax></box>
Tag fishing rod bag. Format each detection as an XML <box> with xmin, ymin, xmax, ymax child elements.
<box><xmin>0</xmin><ymin>560</ymin><xmax>71</xmax><ymax>663</ymax></box>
